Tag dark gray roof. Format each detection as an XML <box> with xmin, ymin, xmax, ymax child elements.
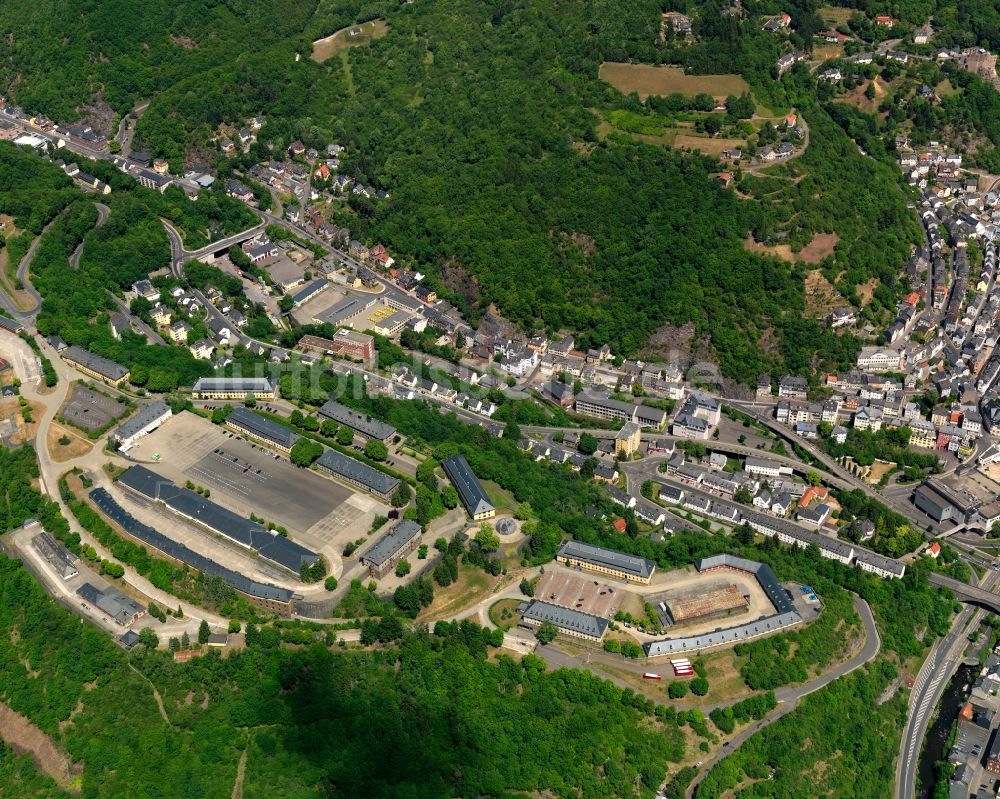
<box><xmin>226</xmin><ymin>407</ymin><xmax>300</xmax><ymax>449</ymax></box>
<box><xmin>113</xmin><ymin>400</ymin><xmax>170</xmax><ymax>442</ymax></box>
<box><xmin>318</xmin><ymin>400</ymin><xmax>395</xmax><ymax>440</ymax></box>
<box><xmin>191</xmin><ymin>376</ymin><xmax>275</xmax><ymax>393</ymax></box>
<box><xmin>63</xmin><ymin>345</ymin><xmax>129</xmax><ymax>381</ymax></box>
<box><xmin>0</xmin><ymin>315</ymin><xmax>23</xmax><ymax>333</ymax></box>
<box><xmin>90</xmin><ymin>487</ymin><xmax>296</xmax><ymax>602</ymax></box>
<box><xmin>116</xmin><ymin>466</ymin><xmax>319</xmax><ymax>574</ymax></box>
<box><xmin>557</xmin><ymin>540</ymin><xmax>654</xmax><ymax>579</ymax></box>
<box><xmin>361</xmin><ymin>520</ymin><xmax>421</xmax><ymax>568</ymax></box>
<box><xmin>523</xmin><ymin>600</ymin><xmax>608</xmax><ymax>638</ymax></box>
<box><xmin>442</xmin><ymin>455</ymin><xmax>494</xmax><ymax>517</ymax></box>
<box><xmin>315</xmin><ymin>448</ymin><xmax>400</xmax><ymax>495</ymax></box>
<box><xmin>291</xmin><ymin>279</ymin><xmax>328</xmax><ymax>305</ymax></box>
<box><xmin>696</xmin><ymin>554</ymin><xmax>796</xmax><ymax>614</ymax></box>
<box><xmin>77</xmin><ymin>582</ymin><xmax>144</xmax><ymax>625</ymax></box>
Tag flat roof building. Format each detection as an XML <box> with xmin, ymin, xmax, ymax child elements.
<box><xmin>225</xmin><ymin>406</ymin><xmax>300</xmax><ymax>452</ymax></box>
<box><xmin>315</xmin><ymin>448</ymin><xmax>400</xmax><ymax>500</ymax></box>
<box><xmin>113</xmin><ymin>400</ymin><xmax>172</xmax><ymax>450</ymax></box>
<box><xmin>521</xmin><ymin>600</ymin><xmax>608</xmax><ymax>641</ymax></box>
<box><xmin>556</xmin><ymin>540</ymin><xmax>655</xmax><ymax>584</ymax></box>
<box><xmin>360</xmin><ymin>519</ymin><xmax>421</xmax><ymax>578</ymax></box>
<box><xmin>191</xmin><ymin>376</ymin><xmax>277</xmax><ymax>400</ymax></box>
<box><xmin>297</xmin><ymin>330</ymin><xmax>375</xmax><ymax>361</ymax></box>
<box><xmin>318</xmin><ymin>400</ymin><xmax>396</xmax><ymax>442</ymax></box>
<box><xmin>62</xmin><ymin>345</ymin><xmax>130</xmax><ymax>386</ymax></box>
<box><xmin>442</xmin><ymin>454</ymin><xmax>495</xmax><ymax>520</ymax></box>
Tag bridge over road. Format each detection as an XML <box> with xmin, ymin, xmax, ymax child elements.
<box><xmin>929</xmin><ymin>571</ymin><xmax>1000</xmax><ymax>613</ymax></box>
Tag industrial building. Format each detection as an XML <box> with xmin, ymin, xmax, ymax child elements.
<box><xmin>225</xmin><ymin>406</ymin><xmax>300</xmax><ymax>453</ymax></box>
<box><xmin>315</xmin><ymin>448</ymin><xmax>400</xmax><ymax>500</ymax></box>
<box><xmin>112</xmin><ymin>400</ymin><xmax>172</xmax><ymax>450</ymax></box>
<box><xmin>62</xmin><ymin>345</ymin><xmax>130</xmax><ymax>386</ymax></box>
<box><xmin>116</xmin><ymin>466</ymin><xmax>320</xmax><ymax>576</ymax></box>
<box><xmin>360</xmin><ymin>519</ymin><xmax>421</xmax><ymax>577</ymax></box>
<box><xmin>442</xmin><ymin>454</ymin><xmax>495</xmax><ymax>520</ymax></box>
<box><xmin>76</xmin><ymin>582</ymin><xmax>145</xmax><ymax>626</ymax></box>
<box><xmin>318</xmin><ymin>400</ymin><xmax>396</xmax><ymax>442</ymax></box>
<box><xmin>30</xmin><ymin>528</ymin><xmax>78</xmax><ymax>580</ymax></box>
<box><xmin>555</xmin><ymin>540</ymin><xmax>655</xmax><ymax>584</ymax></box>
<box><xmin>520</xmin><ymin>600</ymin><xmax>609</xmax><ymax>642</ymax></box>
<box><xmin>645</xmin><ymin>554</ymin><xmax>801</xmax><ymax>657</ymax></box>
<box><xmin>190</xmin><ymin>376</ymin><xmax>277</xmax><ymax>400</ymax></box>
<box><xmin>662</xmin><ymin>586</ymin><xmax>749</xmax><ymax>626</ymax></box>
<box><xmin>297</xmin><ymin>330</ymin><xmax>375</xmax><ymax>361</ymax></box>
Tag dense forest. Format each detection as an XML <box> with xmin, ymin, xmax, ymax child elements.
<box><xmin>0</xmin><ymin>0</ymin><xmax>927</xmax><ymax>380</ymax></box>
<box><xmin>0</xmin><ymin>553</ymin><xmax>684</xmax><ymax>798</ymax></box>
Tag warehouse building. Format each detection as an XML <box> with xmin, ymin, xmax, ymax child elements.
<box><xmin>30</xmin><ymin>528</ymin><xmax>79</xmax><ymax>580</ymax></box>
<box><xmin>360</xmin><ymin>519</ymin><xmax>421</xmax><ymax>578</ymax></box>
<box><xmin>77</xmin><ymin>582</ymin><xmax>145</xmax><ymax>626</ymax></box>
<box><xmin>556</xmin><ymin>540</ymin><xmax>655</xmax><ymax>584</ymax></box>
<box><xmin>90</xmin><ymin>488</ymin><xmax>298</xmax><ymax>616</ymax></box>
<box><xmin>62</xmin><ymin>345</ymin><xmax>130</xmax><ymax>386</ymax></box>
<box><xmin>116</xmin><ymin>466</ymin><xmax>320</xmax><ymax>576</ymax></box>
<box><xmin>225</xmin><ymin>406</ymin><xmax>300</xmax><ymax>453</ymax></box>
<box><xmin>442</xmin><ymin>454</ymin><xmax>495</xmax><ymax>520</ymax></box>
<box><xmin>315</xmin><ymin>448</ymin><xmax>400</xmax><ymax>500</ymax></box>
<box><xmin>190</xmin><ymin>376</ymin><xmax>277</xmax><ymax>400</ymax></box>
<box><xmin>318</xmin><ymin>400</ymin><xmax>396</xmax><ymax>442</ymax></box>
<box><xmin>297</xmin><ymin>330</ymin><xmax>375</xmax><ymax>361</ymax></box>
<box><xmin>520</xmin><ymin>600</ymin><xmax>608</xmax><ymax>642</ymax></box>
<box><xmin>644</xmin><ymin>554</ymin><xmax>801</xmax><ymax>657</ymax></box>
<box><xmin>113</xmin><ymin>400</ymin><xmax>172</xmax><ymax>450</ymax></box>
<box><xmin>663</xmin><ymin>586</ymin><xmax>749</xmax><ymax>626</ymax></box>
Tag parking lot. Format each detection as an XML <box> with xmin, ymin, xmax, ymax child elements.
<box><xmin>535</xmin><ymin>571</ymin><xmax>625</xmax><ymax>619</ymax></box>
<box><xmin>127</xmin><ymin>412</ymin><xmax>382</xmax><ymax>550</ymax></box>
<box><xmin>59</xmin><ymin>383</ymin><xmax>128</xmax><ymax>431</ymax></box>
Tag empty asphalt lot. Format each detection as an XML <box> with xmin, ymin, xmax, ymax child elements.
<box><xmin>60</xmin><ymin>382</ymin><xmax>127</xmax><ymax>431</ymax></box>
<box><xmin>127</xmin><ymin>412</ymin><xmax>379</xmax><ymax>548</ymax></box>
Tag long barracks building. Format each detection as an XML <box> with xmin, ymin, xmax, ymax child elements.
<box><xmin>555</xmin><ymin>540</ymin><xmax>655</xmax><ymax>584</ymax></box>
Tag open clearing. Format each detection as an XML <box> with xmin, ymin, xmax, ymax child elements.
<box><xmin>47</xmin><ymin>421</ymin><xmax>95</xmax><ymax>463</ymax></box>
<box><xmin>744</xmin><ymin>233</ymin><xmax>839</xmax><ymax>265</ymax></box>
<box><xmin>673</xmin><ymin>134</ymin><xmax>747</xmax><ymax>155</ymax></box>
<box><xmin>599</xmin><ymin>63</ymin><xmax>749</xmax><ymax>100</ymax></box>
<box><xmin>0</xmin><ymin>701</ymin><xmax>81</xmax><ymax>792</ymax></box>
<box><xmin>311</xmin><ymin>19</ymin><xmax>388</xmax><ymax>63</ymax></box>
<box><xmin>819</xmin><ymin>6</ymin><xmax>855</xmax><ymax>25</ymax></box>
<box><xmin>126</xmin><ymin>411</ymin><xmax>381</xmax><ymax>553</ymax></box>
<box><xmin>418</xmin><ymin>564</ymin><xmax>492</xmax><ymax>621</ymax></box>
<box><xmin>804</xmin><ymin>269</ymin><xmax>842</xmax><ymax>317</ymax></box>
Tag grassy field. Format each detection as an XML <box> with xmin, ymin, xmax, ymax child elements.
<box><xmin>672</xmin><ymin>133</ymin><xmax>746</xmax><ymax>155</ymax></box>
<box><xmin>819</xmin><ymin>5</ymin><xmax>855</xmax><ymax>25</ymax></box>
<box><xmin>599</xmin><ymin>62</ymin><xmax>749</xmax><ymax>100</ymax></box>
<box><xmin>488</xmin><ymin>598</ymin><xmax>522</xmax><ymax>628</ymax></box>
<box><xmin>417</xmin><ymin>564</ymin><xmax>492</xmax><ymax>621</ymax></box>
<box><xmin>312</xmin><ymin>19</ymin><xmax>389</xmax><ymax>63</ymax></box>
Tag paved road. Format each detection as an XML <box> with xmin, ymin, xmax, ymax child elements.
<box><xmin>0</xmin><ymin>330</ymin><xmax>231</xmax><ymax>637</ymax></box>
<box><xmin>896</xmin><ymin>579</ymin><xmax>993</xmax><ymax>799</ymax></box>
<box><xmin>108</xmin><ymin>293</ymin><xmax>166</xmax><ymax>345</ymax></box>
<box><xmin>68</xmin><ymin>202</ymin><xmax>109</xmax><ymax>270</ymax></box>
<box><xmin>685</xmin><ymin>594</ymin><xmax>880</xmax><ymax>796</ymax></box>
